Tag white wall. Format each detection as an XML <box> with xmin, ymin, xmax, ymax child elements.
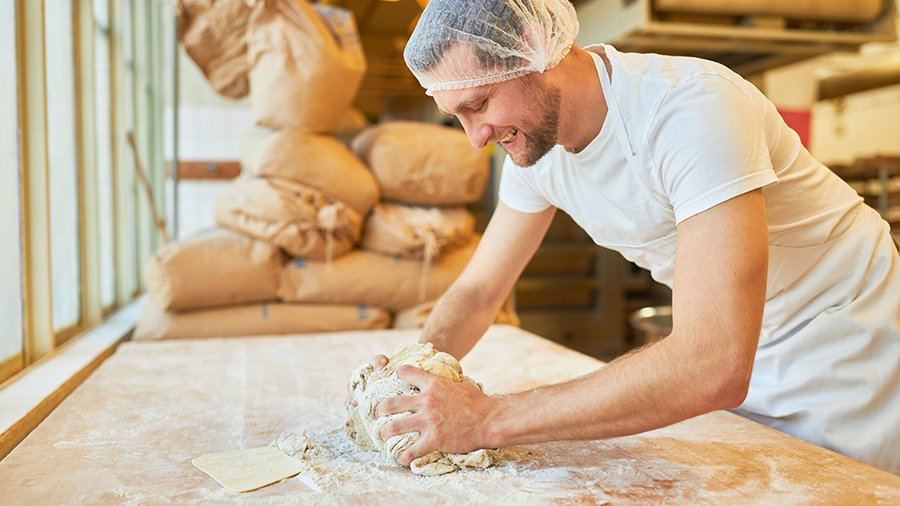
<box><xmin>170</xmin><ymin>49</ymin><xmax>251</xmax><ymax>240</ymax></box>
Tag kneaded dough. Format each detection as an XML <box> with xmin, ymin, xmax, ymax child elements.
<box><xmin>192</xmin><ymin>446</ymin><xmax>302</xmax><ymax>492</ymax></box>
<box><xmin>344</xmin><ymin>342</ymin><xmax>497</xmax><ymax>476</ymax></box>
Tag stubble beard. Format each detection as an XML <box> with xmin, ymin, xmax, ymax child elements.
<box><xmin>508</xmin><ymin>83</ymin><xmax>562</xmax><ymax>168</ymax></box>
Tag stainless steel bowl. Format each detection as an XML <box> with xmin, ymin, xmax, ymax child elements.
<box><xmin>629</xmin><ymin>306</ymin><xmax>672</xmax><ymax>344</ymax></box>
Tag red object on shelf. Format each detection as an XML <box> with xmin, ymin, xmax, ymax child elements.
<box><xmin>777</xmin><ymin>107</ymin><xmax>812</xmax><ymax>149</ymax></box>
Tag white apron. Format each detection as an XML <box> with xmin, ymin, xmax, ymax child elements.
<box><xmin>594</xmin><ymin>51</ymin><xmax>900</xmax><ymax>474</ymax></box>
<box><xmin>736</xmin><ymin>206</ymin><xmax>900</xmax><ymax>474</ymax></box>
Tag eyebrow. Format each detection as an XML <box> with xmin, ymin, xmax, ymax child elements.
<box><xmin>440</xmin><ymin>95</ymin><xmax>486</xmax><ymax>116</ymax></box>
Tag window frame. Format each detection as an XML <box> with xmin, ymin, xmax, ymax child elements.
<box><xmin>3</xmin><ymin>0</ymin><xmax>171</xmax><ymax>384</ymax></box>
<box><xmin>0</xmin><ymin>0</ymin><xmax>25</xmax><ymax>381</ymax></box>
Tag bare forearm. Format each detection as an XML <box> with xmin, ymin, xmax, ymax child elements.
<box><xmin>483</xmin><ymin>334</ymin><xmax>751</xmax><ymax>448</ymax></box>
<box><xmin>420</xmin><ymin>282</ymin><xmax>502</xmax><ymax>360</ymax></box>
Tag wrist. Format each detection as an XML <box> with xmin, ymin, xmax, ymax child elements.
<box><xmin>480</xmin><ymin>394</ymin><xmax>509</xmax><ymax>449</ymax></box>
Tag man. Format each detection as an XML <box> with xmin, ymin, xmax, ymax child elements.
<box><xmin>364</xmin><ymin>0</ymin><xmax>900</xmax><ymax>473</ymax></box>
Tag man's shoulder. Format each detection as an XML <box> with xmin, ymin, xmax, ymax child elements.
<box><xmin>593</xmin><ymin>43</ymin><xmax>742</xmax><ymax>91</ymax></box>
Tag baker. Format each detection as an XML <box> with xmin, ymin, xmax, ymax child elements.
<box><xmin>364</xmin><ymin>0</ymin><xmax>900</xmax><ymax>474</ymax></box>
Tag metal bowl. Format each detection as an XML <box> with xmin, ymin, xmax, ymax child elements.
<box><xmin>629</xmin><ymin>306</ymin><xmax>672</xmax><ymax>344</ymax></box>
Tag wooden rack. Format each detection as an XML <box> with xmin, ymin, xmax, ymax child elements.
<box><xmin>575</xmin><ymin>0</ymin><xmax>897</xmax><ymax>76</ymax></box>
<box><xmin>829</xmin><ymin>155</ymin><xmax>900</xmax><ymax>241</ymax></box>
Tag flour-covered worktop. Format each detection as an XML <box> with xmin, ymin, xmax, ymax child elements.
<box><xmin>1</xmin><ymin>325</ymin><xmax>897</xmax><ymax>504</ymax></box>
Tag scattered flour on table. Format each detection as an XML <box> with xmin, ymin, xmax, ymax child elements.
<box><xmin>271</xmin><ymin>428</ymin><xmax>615</xmax><ymax>505</ymax></box>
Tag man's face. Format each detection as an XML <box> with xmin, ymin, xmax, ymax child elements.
<box><xmin>432</xmin><ymin>73</ymin><xmax>561</xmax><ymax>168</ymax></box>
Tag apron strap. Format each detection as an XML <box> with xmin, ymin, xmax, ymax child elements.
<box><xmin>592</xmin><ymin>50</ymin><xmax>635</xmax><ymax>161</ymax></box>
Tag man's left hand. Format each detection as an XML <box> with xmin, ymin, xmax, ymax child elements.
<box><xmin>375</xmin><ymin>365</ymin><xmax>497</xmax><ymax>466</ymax></box>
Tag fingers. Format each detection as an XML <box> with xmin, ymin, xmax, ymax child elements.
<box><xmin>397</xmin><ymin>437</ymin><xmax>434</xmax><ymax>467</ymax></box>
<box><xmin>375</xmin><ymin>393</ymin><xmax>420</xmax><ymax>418</ymax></box>
<box><xmin>371</xmin><ymin>354</ymin><xmax>388</xmax><ymax>371</ymax></box>
<box><xmin>379</xmin><ymin>413</ymin><xmax>421</xmax><ymax>442</ymax></box>
<box><xmin>395</xmin><ymin>364</ymin><xmax>437</xmax><ymax>390</ymax></box>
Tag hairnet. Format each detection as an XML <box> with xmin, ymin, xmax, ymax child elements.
<box><xmin>403</xmin><ymin>0</ymin><xmax>579</xmax><ymax>95</ymax></box>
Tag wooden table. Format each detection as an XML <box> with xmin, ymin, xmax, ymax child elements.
<box><xmin>1</xmin><ymin>325</ymin><xmax>897</xmax><ymax>504</ymax></box>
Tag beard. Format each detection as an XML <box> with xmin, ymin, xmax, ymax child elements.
<box><xmin>506</xmin><ymin>81</ymin><xmax>562</xmax><ymax>167</ymax></box>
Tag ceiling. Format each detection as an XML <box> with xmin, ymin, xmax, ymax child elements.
<box><xmin>322</xmin><ymin>0</ymin><xmax>897</xmax><ymax>117</ymax></box>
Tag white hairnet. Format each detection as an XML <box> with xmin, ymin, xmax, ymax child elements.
<box><xmin>404</xmin><ymin>0</ymin><xmax>579</xmax><ymax>95</ymax></box>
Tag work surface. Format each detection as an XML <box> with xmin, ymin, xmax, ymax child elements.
<box><xmin>1</xmin><ymin>325</ymin><xmax>897</xmax><ymax>504</ymax></box>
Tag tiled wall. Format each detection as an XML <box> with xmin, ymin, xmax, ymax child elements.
<box><xmin>167</xmin><ymin>105</ymin><xmax>251</xmax><ymax>161</ymax></box>
<box><xmin>165</xmin><ymin>179</ymin><xmax>233</xmax><ymax>240</ymax></box>
<box><xmin>168</xmin><ymin>104</ymin><xmax>250</xmax><ymax>240</ymax></box>
<box><xmin>168</xmin><ymin>47</ymin><xmax>253</xmax><ymax>241</ymax></box>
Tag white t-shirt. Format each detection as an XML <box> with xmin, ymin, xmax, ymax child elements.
<box><xmin>499</xmin><ymin>45</ymin><xmax>900</xmax><ymax>473</ymax></box>
<box><xmin>499</xmin><ymin>44</ymin><xmax>862</xmax><ymax>347</ymax></box>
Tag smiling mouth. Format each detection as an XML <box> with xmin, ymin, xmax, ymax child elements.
<box><xmin>499</xmin><ymin>128</ymin><xmax>518</xmax><ymax>144</ymax></box>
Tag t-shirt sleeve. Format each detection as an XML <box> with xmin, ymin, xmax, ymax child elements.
<box><xmin>497</xmin><ymin>155</ymin><xmax>552</xmax><ymax>213</ymax></box>
<box><xmin>648</xmin><ymin>74</ymin><xmax>779</xmax><ymax>224</ymax></box>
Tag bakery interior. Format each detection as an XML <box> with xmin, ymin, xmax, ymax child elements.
<box><xmin>1</xmin><ymin>0</ymin><xmax>899</xmax><ymax>502</ymax></box>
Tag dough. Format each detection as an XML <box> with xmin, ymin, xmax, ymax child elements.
<box><xmin>344</xmin><ymin>342</ymin><xmax>497</xmax><ymax>476</ymax></box>
<box><xmin>191</xmin><ymin>446</ymin><xmax>302</xmax><ymax>492</ymax></box>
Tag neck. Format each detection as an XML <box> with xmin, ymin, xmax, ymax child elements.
<box><xmin>551</xmin><ymin>46</ymin><xmax>608</xmax><ymax>152</ymax></box>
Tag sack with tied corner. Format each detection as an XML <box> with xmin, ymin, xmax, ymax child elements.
<box><xmin>145</xmin><ymin>228</ymin><xmax>283</xmax><ymax>312</ymax></box>
<box><xmin>247</xmin><ymin>0</ymin><xmax>365</xmax><ymax>132</ymax></box>
<box><xmin>351</xmin><ymin>121</ymin><xmax>490</xmax><ymax>205</ymax></box>
<box><xmin>215</xmin><ymin>176</ymin><xmax>362</xmax><ymax>260</ymax></box>
<box><xmin>278</xmin><ymin>236</ymin><xmax>479</xmax><ymax>312</ymax></box>
<box><xmin>134</xmin><ymin>301</ymin><xmax>390</xmax><ymax>341</ymax></box>
<box><xmin>176</xmin><ymin>0</ymin><xmax>253</xmax><ymax>99</ymax></box>
<box><xmin>241</xmin><ymin>126</ymin><xmax>379</xmax><ymax>215</ymax></box>
<box><xmin>360</xmin><ymin>203</ymin><xmax>475</xmax><ymax>260</ymax></box>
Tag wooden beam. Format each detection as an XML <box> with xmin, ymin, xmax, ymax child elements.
<box><xmin>175</xmin><ymin>160</ymin><xmax>241</xmax><ymax>180</ymax></box>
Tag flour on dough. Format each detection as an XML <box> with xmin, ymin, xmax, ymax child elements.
<box><xmin>344</xmin><ymin>342</ymin><xmax>498</xmax><ymax>476</ymax></box>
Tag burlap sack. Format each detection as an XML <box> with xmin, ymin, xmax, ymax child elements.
<box><xmin>392</xmin><ymin>297</ymin><xmax>520</xmax><ymax>329</ymax></box>
<box><xmin>278</xmin><ymin>237</ymin><xmax>479</xmax><ymax>311</ymax></box>
<box><xmin>351</xmin><ymin>121</ymin><xmax>490</xmax><ymax>205</ymax></box>
<box><xmin>145</xmin><ymin>228</ymin><xmax>283</xmax><ymax>312</ymax></box>
<box><xmin>360</xmin><ymin>203</ymin><xmax>475</xmax><ymax>259</ymax></box>
<box><xmin>134</xmin><ymin>301</ymin><xmax>391</xmax><ymax>341</ymax></box>
<box><xmin>242</xmin><ymin>127</ymin><xmax>379</xmax><ymax>215</ymax></box>
<box><xmin>215</xmin><ymin>176</ymin><xmax>362</xmax><ymax>259</ymax></box>
<box><xmin>176</xmin><ymin>0</ymin><xmax>252</xmax><ymax>99</ymax></box>
<box><xmin>247</xmin><ymin>0</ymin><xmax>365</xmax><ymax>132</ymax></box>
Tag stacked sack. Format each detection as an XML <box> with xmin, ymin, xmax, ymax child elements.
<box><xmin>137</xmin><ymin>0</ymin><xmax>387</xmax><ymax>340</ymax></box>
<box><xmin>136</xmin><ymin>229</ymin><xmax>390</xmax><ymax>340</ymax></box>
<box><xmin>139</xmin><ymin>1</ymin><xmax>519</xmax><ymax>340</ymax></box>
<box><xmin>277</xmin><ymin>120</ymin><xmax>519</xmax><ymax>328</ymax></box>
<box><xmin>217</xmin><ymin>0</ymin><xmax>370</xmax><ymax>261</ymax></box>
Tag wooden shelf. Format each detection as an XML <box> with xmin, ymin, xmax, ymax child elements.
<box><xmin>576</xmin><ymin>0</ymin><xmax>897</xmax><ymax>76</ymax></box>
<box><xmin>172</xmin><ymin>160</ymin><xmax>241</xmax><ymax>180</ymax></box>
<box><xmin>827</xmin><ymin>154</ymin><xmax>900</xmax><ymax>234</ymax></box>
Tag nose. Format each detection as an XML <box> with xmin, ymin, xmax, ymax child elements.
<box><xmin>459</xmin><ymin>116</ymin><xmax>492</xmax><ymax>149</ymax></box>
